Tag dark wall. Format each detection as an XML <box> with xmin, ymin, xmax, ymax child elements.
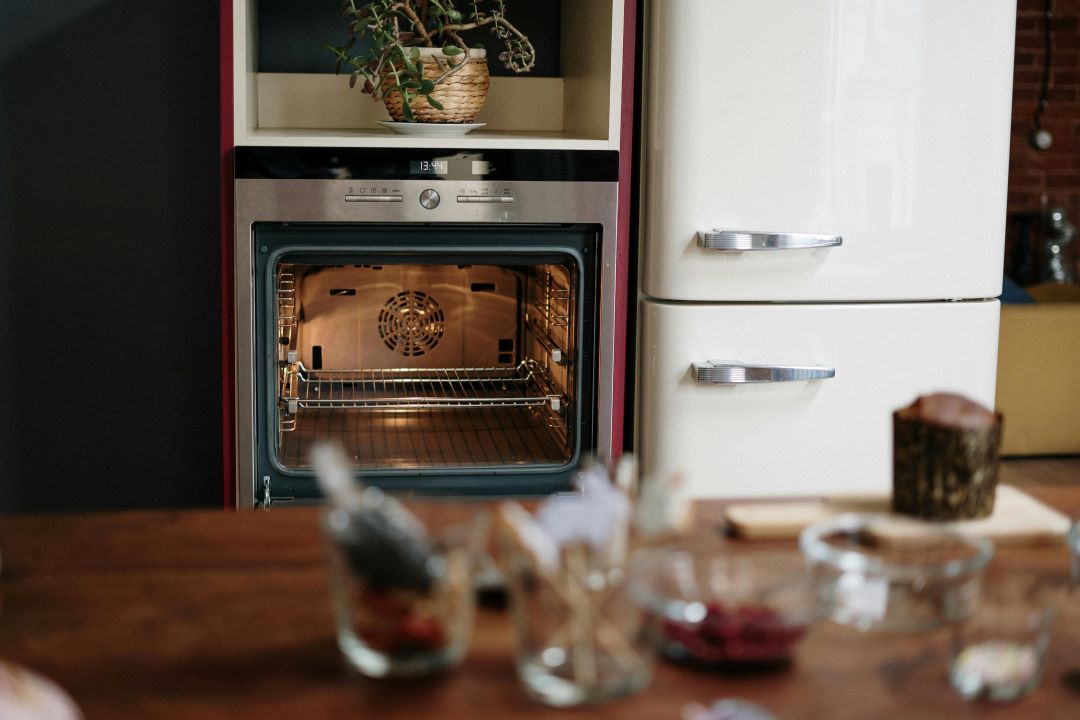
<box><xmin>258</xmin><ymin>0</ymin><xmax>561</xmax><ymax>76</ymax></box>
<box><xmin>0</xmin><ymin>0</ymin><xmax>223</xmax><ymax>512</ymax></box>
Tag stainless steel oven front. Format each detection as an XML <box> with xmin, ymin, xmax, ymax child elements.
<box><xmin>234</xmin><ymin>148</ymin><xmax>620</xmax><ymax>508</ymax></box>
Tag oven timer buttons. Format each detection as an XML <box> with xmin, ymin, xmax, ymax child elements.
<box><xmin>419</xmin><ymin>188</ymin><xmax>441</xmax><ymax>209</ymax></box>
<box><xmin>345</xmin><ymin>194</ymin><xmax>403</xmax><ymax>203</ymax></box>
<box><xmin>456</xmin><ymin>195</ymin><xmax>515</xmax><ymax>203</ymax></box>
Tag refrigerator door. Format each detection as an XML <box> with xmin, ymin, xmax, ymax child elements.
<box><xmin>642</xmin><ymin>0</ymin><xmax>1015</xmax><ymax>302</ymax></box>
<box><xmin>637</xmin><ymin>299</ymin><xmax>1000</xmax><ymax>498</ymax></box>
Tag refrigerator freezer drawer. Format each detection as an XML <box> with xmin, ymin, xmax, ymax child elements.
<box><xmin>637</xmin><ymin>299</ymin><xmax>1000</xmax><ymax>498</ymax></box>
<box><xmin>642</xmin><ymin>0</ymin><xmax>1015</xmax><ymax>302</ymax></box>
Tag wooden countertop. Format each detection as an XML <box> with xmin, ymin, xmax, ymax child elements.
<box><xmin>0</xmin><ymin>459</ymin><xmax>1078</xmax><ymax>719</ymax></box>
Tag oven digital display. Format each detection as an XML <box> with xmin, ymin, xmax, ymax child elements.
<box><xmin>410</xmin><ymin>160</ymin><xmax>449</xmax><ymax>175</ymax></box>
<box><xmin>237</xmin><ymin>148</ymin><xmax>617</xmax><ymax>182</ymax></box>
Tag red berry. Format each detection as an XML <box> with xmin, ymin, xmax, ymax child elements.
<box><xmin>662</xmin><ymin>601</ymin><xmax>805</xmax><ymax>667</ymax></box>
<box><xmin>399</xmin><ymin>612</ymin><xmax>447</xmax><ymax>650</ymax></box>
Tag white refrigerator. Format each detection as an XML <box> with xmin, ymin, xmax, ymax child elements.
<box><xmin>637</xmin><ymin>0</ymin><xmax>1017</xmax><ymax>498</ymax></box>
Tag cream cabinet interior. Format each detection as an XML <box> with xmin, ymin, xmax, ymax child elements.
<box><xmin>232</xmin><ymin>0</ymin><xmax>625</xmax><ymax>149</ymax></box>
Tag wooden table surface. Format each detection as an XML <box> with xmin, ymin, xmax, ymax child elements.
<box><xmin>0</xmin><ymin>459</ymin><xmax>1078</xmax><ymax>719</ymax></box>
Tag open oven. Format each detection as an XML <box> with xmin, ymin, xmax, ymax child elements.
<box><xmin>234</xmin><ymin>148</ymin><xmax>620</xmax><ymax>508</ymax></box>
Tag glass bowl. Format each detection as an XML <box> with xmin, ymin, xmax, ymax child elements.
<box><xmin>631</xmin><ymin>543</ymin><xmax>814</xmax><ymax>670</ymax></box>
<box><xmin>323</xmin><ymin>508</ymin><xmax>475</xmax><ymax>678</ymax></box>
<box><xmin>800</xmin><ymin>513</ymin><xmax>993</xmax><ymax>632</ymax></box>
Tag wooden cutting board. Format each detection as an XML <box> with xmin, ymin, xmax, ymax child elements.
<box><xmin>725</xmin><ymin>484</ymin><xmax>1073</xmax><ymax>546</ymax></box>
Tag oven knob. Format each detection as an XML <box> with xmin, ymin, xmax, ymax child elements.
<box><xmin>419</xmin><ymin>188</ymin><xmax>441</xmax><ymax>209</ymax></box>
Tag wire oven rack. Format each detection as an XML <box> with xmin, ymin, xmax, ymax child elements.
<box><xmin>276</xmin><ymin>404</ymin><xmax>571</xmax><ymax>469</ymax></box>
<box><xmin>279</xmin><ymin>359</ymin><xmax>565</xmax><ymax>416</ymax></box>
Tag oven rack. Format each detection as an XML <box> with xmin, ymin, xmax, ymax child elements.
<box><xmin>280</xmin><ymin>360</ymin><xmax>565</xmax><ymax>415</ymax></box>
<box><xmin>276</xmin><ymin>405</ymin><xmax>571</xmax><ymax>470</ymax></box>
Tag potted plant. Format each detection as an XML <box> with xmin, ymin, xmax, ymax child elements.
<box><xmin>325</xmin><ymin>0</ymin><xmax>536</xmax><ymax>124</ymax></box>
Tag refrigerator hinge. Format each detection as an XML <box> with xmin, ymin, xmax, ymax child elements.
<box><xmin>258</xmin><ymin>476</ymin><xmax>295</xmax><ymax>510</ymax></box>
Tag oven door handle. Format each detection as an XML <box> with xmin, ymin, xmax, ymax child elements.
<box><xmin>697</xmin><ymin>230</ymin><xmax>842</xmax><ymax>251</ymax></box>
<box><xmin>692</xmin><ymin>361</ymin><xmax>836</xmax><ymax>384</ymax></box>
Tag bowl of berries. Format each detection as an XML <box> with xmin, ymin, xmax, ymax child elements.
<box><xmin>632</xmin><ymin>544</ymin><xmax>815</xmax><ymax>670</ymax></box>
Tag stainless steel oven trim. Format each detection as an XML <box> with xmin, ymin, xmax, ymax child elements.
<box><xmin>234</xmin><ymin>178</ymin><xmax>619</xmax><ymax>509</ymax></box>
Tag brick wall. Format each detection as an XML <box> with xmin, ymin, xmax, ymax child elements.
<box><xmin>1007</xmin><ymin>0</ymin><xmax>1080</xmax><ymax>282</ymax></box>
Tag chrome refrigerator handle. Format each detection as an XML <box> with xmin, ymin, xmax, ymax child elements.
<box><xmin>692</xmin><ymin>361</ymin><xmax>836</xmax><ymax>384</ymax></box>
<box><xmin>698</xmin><ymin>230</ymin><xmax>842</xmax><ymax>251</ymax></box>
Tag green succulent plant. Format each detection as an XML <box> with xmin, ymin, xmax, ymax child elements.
<box><xmin>325</xmin><ymin>0</ymin><xmax>537</xmax><ymax>121</ymax></box>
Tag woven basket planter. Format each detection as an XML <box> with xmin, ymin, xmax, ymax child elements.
<box><xmin>381</xmin><ymin>47</ymin><xmax>489</xmax><ymax>123</ymax></box>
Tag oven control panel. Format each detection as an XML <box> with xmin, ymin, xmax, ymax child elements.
<box><xmin>342</xmin><ymin>185</ymin><xmax>518</xmax><ymax>208</ymax></box>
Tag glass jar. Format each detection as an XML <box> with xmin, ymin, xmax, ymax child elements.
<box><xmin>323</xmin><ymin>508</ymin><xmax>475</xmax><ymax>678</ymax></box>
<box><xmin>502</xmin><ymin>540</ymin><xmax>654</xmax><ymax>707</ymax></box>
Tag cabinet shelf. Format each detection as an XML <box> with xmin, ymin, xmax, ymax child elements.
<box><xmin>233</xmin><ymin>1</ymin><xmax>624</xmax><ymax>150</ymax></box>
<box><xmin>241</xmin><ymin>127</ymin><xmax>610</xmax><ymax>151</ymax></box>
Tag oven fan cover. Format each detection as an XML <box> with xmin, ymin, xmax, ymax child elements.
<box><xmin>378</xmin><ymin>290</ymin><xmax>446</xmax><ymax>357</ymax></box>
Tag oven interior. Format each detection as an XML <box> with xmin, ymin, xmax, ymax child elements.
<box><xmin>254</xmin><ymin>225</ymin><xmax>597</xmax><ymax>496</ymax></box>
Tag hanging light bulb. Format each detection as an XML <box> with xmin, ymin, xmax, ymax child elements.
<box><xmin>1029</xmin><ymin>128</ymin><xmax>1053</xmax><ymax>150</ymax></box>
<box><xmin>1029</xmin><ymin>0</ymin><xmax>1054</xmax><ymax>151</ymax></box>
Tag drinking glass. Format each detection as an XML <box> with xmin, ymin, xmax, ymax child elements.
<box><xmin>948</xmin><ymin>572</ymin><xmax>1056</xmax><ymax>701</ymax></box>
<box><xmin>502</xmin><ymin>540</ymin><xmax>654</xmax><ymax>707</ymax></box>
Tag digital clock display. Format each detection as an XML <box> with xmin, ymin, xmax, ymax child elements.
<box><xmin>410</xmin><ymin>160</ymin><xmax>449</xmax><ymax>175</ymax></box>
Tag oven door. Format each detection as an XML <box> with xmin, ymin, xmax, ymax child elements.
<box><xmin>252</xmin><ymin>223</ymin><xmax>598</xmax><ymax>503</ymax></box>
